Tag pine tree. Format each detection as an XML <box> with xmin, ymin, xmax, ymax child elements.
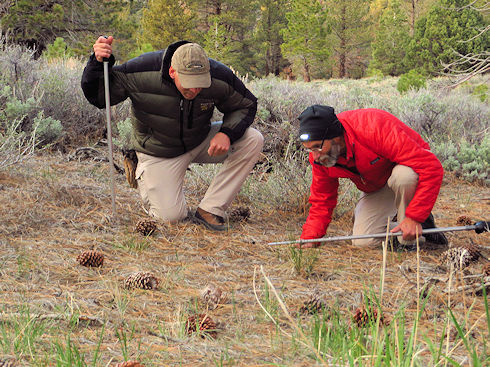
<box><xmin>254</xmin><ymin>0</ymin><xmax>289</xmax><ymax>77</ymax></box>
<box><xmin>111</xmin><ymin>0</ymin><xmax>146</xmax><ymax>61</ymax></box>
<box><xmin>1</xmin><ymin>0</ymin><xmax>64</xmax><ymax>54</ymax></box>
<box><xmin>327</xmin><ymin>0</ymin><xmax>372</xmax><ymax>78</ymax></box>
<box><xmin>370</xmin><ymin>0</ymin><xmax>410</xmax><ymax>75</ymax></box>
<box><xmin>1</xmin><ymin>0</ymin><xmax>121</xmax><ymax>57</ymax></box>
<box><xmin>44</xmin><ymin>37</ymin><xmax>74</xmax><ymax>60</ymax></box>
<box><xmin>196</xmin><ymin>0</ymin><xmax>257</xmax><ymax>76</ymax></box>
<box><xmin>141</xmin><ymin>0</ymin><xmax>197</xmax><ymax>50</ymax></box>
<box><xmin>281</xmin><ymin>0</ymin><xmax>330</xmax><ymax>81</ymax></box>
<box><xmin>202</xmin><ymin>15</ymin><xmax>231</xmax><ymax>61</ymax></box>
<box><xmin>404</xmin><ymin>0</ymin><xmax>488</xmax><ymax>75</ymax></box>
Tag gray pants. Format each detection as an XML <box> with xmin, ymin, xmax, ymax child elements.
<box><xmin>135</xmin><ymin>122</ymin><xmax>264</xmax><ymax>222</ymax></box>
<box><xmin>352</xmin><ymin>165</ymin><xmax>422</xmax><ymax>246</ymax></box>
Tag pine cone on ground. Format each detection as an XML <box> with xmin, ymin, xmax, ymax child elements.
<box><xmin>114</xmin><ymin>362</ymin><xmax>145</xmax><ymax>367</ymax></box>
<box><xmin>353</xmin><ymin>306</ymin><xmax>382</xmax><ymax>327</ymax></box>
<box><xmin>76</xmin><ymin>250</ymin><xmax>104</xmax><ymax>267</ymax></box>
<box><xmin>186</xmin><ymin>313</ymin><xmax>218</xmax><ymax>338</ymax></box>
<box><xmin>200</xmin><ymin>283</ymin><xmax>224</xmax><ymax>309</ymax></box>
<box><xmin>134</xmin><ymin>219</ymin><xmax>157</xmax><ymax>236</ymax></box>
<box><xmin>122</xmin><ymin>149</ymin><xmax>138</xmax><ymax>189</ymax></box>
<box><xmin>483</xmin><ymin>263</ymin><xmax>490</xmax><ymax>276</ymax></box>
<box><xmin>229</xmin><ymin>206</ymin><xmax>251</xmax><ymax>222</ymax></box>
<box><xmin>456</xmin><ymin>215</ymin><xmax>472</xmax><ymax>226</ymax></box>
<box><xmin>439</xmin><ymin>248</ymin><xmax>471</xmax><ymax>270</ymax></box>
<box><xmin>455</xmin><ymin>243</ymin><xmax>481</xmax><ymax>262</ymax></box>
<box><xmin>0</xmin><ymin>360</ymin><xmax>17</xmax><ymax>367</ymax></box>
<box><xmin>299</xmin><ymin>292</ymin><xmax>327</xmax><ymax>315</ymax></box>
<box><xmin>124</xmin><ymin>272</ymin><xmax>159</xmax><ymax>290</ymax></box>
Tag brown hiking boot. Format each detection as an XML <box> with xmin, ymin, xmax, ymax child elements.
<box><xmin>194</xmin><ymin>207</ymin><xmax>227</xmax><ymax>231</ymax></box>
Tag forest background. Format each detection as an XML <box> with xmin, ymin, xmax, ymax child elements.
<box><xmin>0</xmin><ymin>0</ymin><xmax>489</xmax><ymax>365</ymax></box>
<box><xmin>0</xmin><ymin>0</ymin><xmax>488</xmax><ymax>82</ymax></box>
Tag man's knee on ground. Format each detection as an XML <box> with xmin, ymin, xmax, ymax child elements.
<box><xmin>150</xmin><ymin>206</ymin><xmax>188</xmax><ymax>224</ymax></box>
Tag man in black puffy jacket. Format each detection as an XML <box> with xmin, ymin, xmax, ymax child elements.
<box><xmin>81</xmin><ymin>36</ymin><xmax>263</xmax><ymax>231</ymax></box>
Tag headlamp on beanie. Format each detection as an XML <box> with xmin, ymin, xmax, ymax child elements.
<box><xmin>299</xmin><ymin>133</ymin><xmax>310</xmax><ymax>141</ymax></box>
<box><xmin>298</xmin><ymin>105</ymin><xmax>343</xmax><ymax>142</ymax></box>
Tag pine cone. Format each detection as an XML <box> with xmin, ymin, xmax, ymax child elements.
<box><xmin>114</xmin><ymin>362</ymin><xmax>145</xmax><ymax>367</ymax></box>
<box><xmin>229</xmin><ymin>206</ymin><xmax>251</xmax><ymax>222</ymax></box>
<box><xmin>200</xmin><ymin>283</ymin><xmax>224</xmax><ymax>309</ymax></box>
<box><xmin>134</xmin><ymin>219</ymin><xmax>157</xmax><ymax>236</ymax></box>
<box><xmin>353</xmin><ymin>306</ymin><xmax>382</xmax><ymax>327</ymax></box>
<box><xmin>439</xmin><ymin>248</ymin><xmax>471</xmax><ymax>270</ymax></box>
<box><xmin>124</xmin><ymin>272</ymin><xmax>159</xmax><ymax>290</ymax></box>
<box><xmin>0</xmin><ymin>360</ymin><xmax>17</xmax><ymax>367</ymax></box>
<box><xmin>456</xmin><ymin>215</ymin><xmax>472</xmax><ymax>226</ymax></box>
<box><xmin>456</xmin><ymin>243</ymin><xmax>481</xmax><ymax>262</ymax></box>
<box><xmin>299</xmin><ymin>292</ymin><xmax>326</xmax><ymax>315</ymax></box>
<box><xmin>122</xmin><ymin>149</ymin><xmax>138</xmax><ymax>189</ymax></box>
<box><xmin>76</xmin><ymin>250</ymin><xmax>104</xmax><ymax>267</ymax></box>
<box><xmin>483</xmin><ymin>263</ymin><xmax>490</xmax><ymax>276</ymax></box>
<box><xmin>186</xmin><ymin>313</ymin><xmax>217</xmax><ymax>338</ymax></box>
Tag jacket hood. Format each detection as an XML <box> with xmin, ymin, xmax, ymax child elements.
<box><xmin>161</xmin><ymin>40</ymin><xmax>191</xmax><ymax>83</ymax></box>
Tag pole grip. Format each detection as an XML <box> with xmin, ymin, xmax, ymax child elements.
<box><xmin>475</xmin><ymin>221</ymin><xmax>489</xmax><ymax>234</ymax></box>
<box><xmin>102</xmin><ymin>35</ymin><xmax>110</xmax><ymax>62</ymax></box>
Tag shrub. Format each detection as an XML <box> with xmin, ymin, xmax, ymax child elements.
<box><xmin>472</xmin><ymin>84</ymin><xmax>488</xmax><ymax>102</ymax></box>
<box><xmin>36</xmin><ymin>57</ymin><xmax>106</xmax><ymax>147</ymax></box>
<box><xmin>33</xmin><ymin>112</ymin><xmax>63</xmax><ymax>145</ymax></box>
<box><xmin>432</xmin><ymin>136</ymin><xmax>489</xmax><ymax>184</ymax></box>
<box><xmin>114</xmin><ymin>117</ymin><xmax>134</xmax><ymax>150</ymax></box>
<box><xmin>395</xmin><ymin>89</ymin><xmax>447</xmax><ymax>139</ymax></box>
<box><xmin>0</xmin><ymin>38</ymin><xmax>39</xmax><ymax>98</ymax></box>
<box><xmin>397</xmin><ymin>69</ymin><xmax>426</xmax><ymax>93</ymax></box>
<box><xmin>43</xmin><ymin>37</ymin><xmax>74</xmax><ymax>60</ymax></box>
<box><xmin>366</xmin><ymin>67</ymin><xmax>384</xmax><ymax>81</ymax></box>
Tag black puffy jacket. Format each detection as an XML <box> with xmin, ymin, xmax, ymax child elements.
<box><xmin>81</xmin><ymin>40</ymin><xmax>257</xmax><ymax>158</ymax></box>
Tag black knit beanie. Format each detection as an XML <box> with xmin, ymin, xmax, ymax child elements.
<box><xmin>298</xmin><ymin>105</ymin><xmax>343</xmax><ymax>142</ymax></box>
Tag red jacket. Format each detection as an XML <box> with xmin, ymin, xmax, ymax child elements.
<box><xmin>301</xmin><ymin>108</ymin><xmax>443</xmax><ymax>240</ymax></box>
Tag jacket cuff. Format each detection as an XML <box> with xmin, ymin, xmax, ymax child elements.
<box><xmin>219</xmin><ymin>127</ymin><xmax>238</xmax><ymax>144</ymax></box>
<box><xmin>88</xmin><ymin>53</ymin><xmax>116</xmax><ymax>69</ymax></box>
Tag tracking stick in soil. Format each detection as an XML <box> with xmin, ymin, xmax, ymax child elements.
<box><xmin>103</xmin><ymin>45</ymin><xmax>116</xmax><ymax>218</ymax></box>
<box><xmin>268</xmin><ymin>221</ymin><xmax>489</xmax><ymax>246</ymax></box>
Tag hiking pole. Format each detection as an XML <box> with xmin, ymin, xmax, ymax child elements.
<box><xmin>103</xmin><ymin>46</ymin><xmax>116</xmax><ymax>219</ymax></box>
<box><xmin>268</xmin><ymin>221</ymin><xmax>489</xmax><ymax>246</ymax></box>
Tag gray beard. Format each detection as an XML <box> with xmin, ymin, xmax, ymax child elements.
<box><xmin>316</xmin><ymin>142</ymin><xmax>341</xmax><ymax>167</ymax></box>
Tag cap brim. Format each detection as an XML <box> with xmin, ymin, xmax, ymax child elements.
<box><xmin>179</xmin><ymin>72</ymin><xmax>211</xmax><ymax>89</ymax></box>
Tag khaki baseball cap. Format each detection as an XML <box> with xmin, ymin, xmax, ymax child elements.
<box><xmin>171</xmin><ymin>43</ymin><xmax>211</xmax><ymax>89</ymax></box>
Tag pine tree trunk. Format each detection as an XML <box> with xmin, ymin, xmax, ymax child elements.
<box><xmin>265</xmin><ymin>48</ymin><xmax>271</xmax><ymax>75</ymax></box>
<box><xmin>338</xmin><ymin>5</ymin><xmax>347</xmax><ymax>78</ymax></box>
<box><xmin>410</xmin><ymin>0</ymin><xmax>416</xmax><ymax>36</ymax></box>
<box><xmin>303</xmin><ymin>57</ymin><xmax>311</xmax><ymax>82</ymax></box>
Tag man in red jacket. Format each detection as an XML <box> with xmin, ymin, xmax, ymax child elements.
<box><xmin>298</xmin><ymin>105</ymin><xmax>447</xmax><ymax>248</ymax></box>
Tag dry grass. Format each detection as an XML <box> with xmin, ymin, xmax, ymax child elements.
<box><xmin>0</xmin><ymin>151</ymin><xmax>488</xmax><ymax>366</ymax></box>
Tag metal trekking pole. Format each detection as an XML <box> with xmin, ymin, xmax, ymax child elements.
<box><xmin>103</xmin><ymin>51</ymin><xmax>116</xmax><ymax>218</ymax></box>
<box><xmin>268</xmin><ymin>221</ymin><xmax>489</xmax><ymax>246</ymax></box>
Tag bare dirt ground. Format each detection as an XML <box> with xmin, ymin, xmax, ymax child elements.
<box><xmin>0</xmin><ymin>151</ymin><xmax>488</xmax><ymax>366</ymax></box>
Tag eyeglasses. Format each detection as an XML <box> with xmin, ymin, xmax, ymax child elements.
<box><xmin>304</xmin><ymin>139</ymin><xmax>325</xmax><ymax>153</ymax></box>
<box><xmin>302</xmin><ymin>125</ymin><xmax>331</xmax><ymax>153</ymax></box>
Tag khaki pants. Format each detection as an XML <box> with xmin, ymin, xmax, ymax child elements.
<box><xmin>135</xmin><ymin>122</ymin><xmax>264</xmax><ymax>222</ymax></box>
<box><xmin>352</xmin><ymin>165</ymin><xmax>421</xmax><ymax>247</ymax></box>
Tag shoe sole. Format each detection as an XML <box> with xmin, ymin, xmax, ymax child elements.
<box><xmin>193</xmin><ymin>214</ymin><xmax>227</xmax><ymax>232</ymax></box>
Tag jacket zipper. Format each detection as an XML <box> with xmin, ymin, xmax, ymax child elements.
<box><xmin>349</xmin><ymin>146</ymin><xmax>367</xmax><ymax>185</ymax></box>
<box><xmin>188</xmin><ymin>100</ymin><xmax>194</xmax><ymax>129</ymax></box>
<box><xmin>179</xmin><ymin>99</ymin><xmax>187</xmax><ymax>152</ymax></box>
